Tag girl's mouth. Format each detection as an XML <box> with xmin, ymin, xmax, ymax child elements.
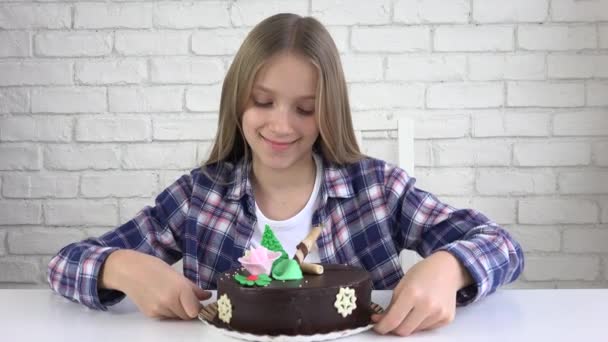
<box><xmin>260</xmin><ymin>134</ymin><xmax>296</xmax><ymax>151</ymax></box>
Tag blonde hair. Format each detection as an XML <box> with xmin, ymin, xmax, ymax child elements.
<box><xmin>204</xmin><ymin>13</ymin><xmax>362</xmax><ymax>168</ymax></box>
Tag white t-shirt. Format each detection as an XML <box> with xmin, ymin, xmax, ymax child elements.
<box><xmin>249</xmin><ymin>154</ymin><xmax>322</xmax><ymax>263</ymax></box>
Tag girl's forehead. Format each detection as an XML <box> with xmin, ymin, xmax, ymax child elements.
<box><xmin>252</xmin><ymin>53</ymin><xmax>318</xmax><ymax>99</ymax></box>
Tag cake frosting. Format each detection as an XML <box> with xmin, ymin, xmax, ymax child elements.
<box><xmin>215</xmin><ymin>263</ymin><xmax>373</xmax><ymax>336</ymax></box>
<box><xmin>203</xmin><ymin>224</ymin><xmax>375</xmax><ymax>336</ymax></box>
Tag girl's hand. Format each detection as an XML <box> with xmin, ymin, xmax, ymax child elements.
<box><xmin>100</xmin><ymin>249</ymin><xmax>211</xmax><ymax>320</ymax></box>
<box><xmin>372</xmin><ymin>251</ymin><xmax>472</xmax><ymax>336</ymax></box>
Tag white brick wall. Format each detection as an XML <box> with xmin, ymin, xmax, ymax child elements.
<box><xmin>44</xmin><ymin>200</ymin><xmax>118</xmax><ymax>227</ymax></box>
<box><xmin>476</xmin><ymin>169</ymin><xmax>556</xmax><ymax>195</ymax></box>
<box><xmin>352</xmin><ymin>27</ymin><xmax>430</xmax><ymax>52</ymax></box>
<box><xmin>149</xmin><ymin>57</ymin><xmax>225</xmax><ymax>84</ymax></box>
<box><xmin>0</xmin><ymin>116</ymin><xmax>72</xmax><ymax>142</ymax></box>
<box><xmin>472</xmin><ymin>110</ymin><xmax>551</xmax><ymax>137</ymax></box>
<box><xmin>473</xmin><ymin>0</ymin><xmax>548</xmax><ymax>23</ymax></box>
<box><xmin>507</xmin><ymin>226</ymin><xmax>561</xmax><ymax>252</ymax></box>
<box><xmin>434</xmin><ymin>26</ymin><xmax>514</xmax><ymax>52</ymax></box>
<box><xmin>191</xmin><ymin>29</ymin><xmax>248</xmax><ymax>55</ymax></box>
<box><xmin>595</xmin><ymin>142</ymin><xmax>608</xmax><ymax>166</ymax></box>
<box><xmin>74</xmin><ymin>3</ymin><xmax>153</xmax><ymax>29</ymax></box>
<box><xmin>519</xmin><ymin>198</ymin><xmax>599</xmax><ymax>224</ymax></box>
<box><xmin>0</xmin><ymin>3</ymin><xmax>71</xmax><ymax>29</ymax></box>
<box><xmin>588</xmin><ymin>82</ymin><xmax>608</xmax><ymax>106</ymax></box>
<box><xmin>394</xmin><ymin>0</ymin><xmax>470</xmax><ymax>24</ymax></box>
<box><xmin>32</xmin><ymin>87</ymin><xmax>107</xmax><ymax>113</ymax></box>
<box><xmin>415</xmin><ymin>114</ymin><xmax>469</xmax><ymax>138</ymax></box>
<box><xmin>524</xmin><ymin>256</ymin><xmax>599</xmax><ymax>281</ymax></box>
<box><xmin>311</xmin><ymin>0</ymin><xmax>391</xmax><ymax>25</ymax></box>
<box><xmin>600</xmin><ymin>25</ymin><xmax>608</xmax><ymax>48</ymax></box>
<box><xmin>80</xmin><ymin>172</ymin><xmax>158</xmax><ymax>198</ymax></box>
<box><xmin>433</xmin><ymin>140</ymin><xmax>511</xmax><ymax>166</ymax></box>
<box><xmin>76</xmin><ymin>117</ymin><xmax>150</xmax><ymax>142</ymax></box>
<box><xmin>386</xmin><ymin>55</ymin><xmax>466</xmax><ymax>81</ymax></box>
<box><xmin>0</xmin><ymin>89</ymin><xmax>28</xmax><ymax>113</ymax></box>
<box><xmin>109</xmin><ymin>86</ymin><xmax>183</xmax><ymax>112</ymax></box>
<box><xmin>2</xmin><ymin>173</ymin><xmax>79</xmax><ymax>198</ymax></box>
<box><xmin>0</xmin><ymin>0</ymin><xmax>606</xmax><ymax>289</ymax></box>
<box><xmin>427</xmin><ymin>82</ymin><xmax>503</xmax><ymax>108</ymax></box>
<box><xmin>551</xmin><ymin>0</ymin><xmax>608</xmax><ymax>22</ymax></box>
<box><xmin>468</xmin><ymin>54</ymin><xmax>545</xmax><ymax>81</ymax></box>
<box><xmin>8</xmin><ymin>228</ymin><xmax>85</xmax><ymax>255</ymax></box>
<box><xmin>554</xmin><ymin>111</ymin><xmax>608</xmax><ymax>136</ymax></box>
<box><xmin>0</xmin><ymin>61</ymin><xmax>72</xmax><ymax>86</ymax></box>
<box><xmin>514</xmin><ymin>141</ymin><xmax>591</xmax><ymax>166</ymax></box>
<box><xmin>76</xmin><ymin>60</ymin><xmax>148</xmax><ymax>85</ymax></box>
<box><xmin>518</xmin><ymin>25</ymin><xmax>596</xmax><ymax>51</ymax></box>
<box><xmin>231</xmin><ymin>0</ymin><xmax>309</xmax><ymax>27</ymax></box>
<box><xmin>44</xmin><ymin>145</ymin><xmax>121</xmax><ymax>171</ymax></box>
<box><xmin>34</xmin><ymin>32</ymin><xmax>113</xmax><ymax>57</ymax></box>
<box><xmin>0</xmin><ymin>31</ymin><xmax>30</xmax><ymax>57</ymax></box>
<box><xmin>507</xmin><ymin>82</ymin><xmax>585</xmax><ymax>107</ymax></box>
<box><xmin>548</xmin><ymin>54</ymin><xmax>608</xmax><ymax>79</ymax></box>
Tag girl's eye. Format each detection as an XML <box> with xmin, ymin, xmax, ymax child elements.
<box><xmin>297</xmin><ymin>108</ymin><xmax>314</xmax><ymax>115</ymax></box>
<box><xmin>253</xmin><ymin>99</ymin><xmax>272</xmax><ymax>107</ymax></box>
<box><xmin>253</xmin><ymin>98</ymin><xmax>313</xmax><ymax>115</ymax></box>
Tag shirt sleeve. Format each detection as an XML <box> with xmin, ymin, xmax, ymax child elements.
<box><xmin>383</xmin><ymin>164</ymin><xmax>524</xmax><ymax>306</ymax></box>
<box><xmin>46</xmin><ymin>173</ymin><xmax>194</xmax><ymax>311</ymax></box>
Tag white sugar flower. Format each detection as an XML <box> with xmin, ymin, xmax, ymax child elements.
<box><xmin>334</xmin><ymin>287</ymin><xmax>357</xmax><ymax>318</ymax></box>
<box><xmin>217</xmin><ymin>294</ymin><xmax>233</xmax><ymax>324</ymax></box>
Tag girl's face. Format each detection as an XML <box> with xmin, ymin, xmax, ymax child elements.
<box><xmin>242</xmin><ymin>53</ymin><xmax>319</xmax><ymax>172</ymax></box>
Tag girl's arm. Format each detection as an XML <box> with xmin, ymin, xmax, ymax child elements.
<box><xmin>47</xmin><ymin>173</ymin><xmax>194</xmax><ymax>310</ymax></box>
<box><xmin>383</xmin><ymin>164</ymin><xmax>524</xmax><ymax>305</ymax></box>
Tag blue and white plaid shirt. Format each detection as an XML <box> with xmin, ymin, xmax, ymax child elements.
<box><xmin>48</xmin><ymin>154</ymin><xmax>524</xmax><ymax>310</ymax></box>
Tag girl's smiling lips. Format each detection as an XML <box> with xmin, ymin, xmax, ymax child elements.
<box><xmin>260</xmin><ymin>134</ymin><xmax>297</xmax><ymax>151</ymax></box>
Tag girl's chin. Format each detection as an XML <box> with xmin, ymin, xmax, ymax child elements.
<box><xmin>252</xmin><ymin>150</ymin><xmax>309</xmax><ymax>170</ymax></box>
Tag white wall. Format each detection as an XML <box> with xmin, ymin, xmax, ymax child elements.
<box><xmin>0</xmin><ymin>0</ymin><xmax>607</xmax><ymax>289</ymax></box>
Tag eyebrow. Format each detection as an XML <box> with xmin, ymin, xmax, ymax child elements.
<box><xmin>253</xmin><ymin>85</ymin><xmax>315</xmax><ymax>100</ymax></box>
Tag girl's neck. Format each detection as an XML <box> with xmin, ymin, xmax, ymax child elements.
<box><xmin>251</xmin><ymin>153</ymin><xmax>317</xmax><ymax>197</ymax></box>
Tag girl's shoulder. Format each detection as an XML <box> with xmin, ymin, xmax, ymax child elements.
<box><xmin>190</xmin><ymin>160</ymin><xmax>241</xmax><ymax>190</ymax></box>
<box><xmin>333</xmin><ymin>155</ymin><xmax>415</xmax><ymax>195</ymax></box>
<box><xmin>322</xmin><ymin>155</ymin><xmax>407</xmax><ymax>192</ymax></box>
<box><xmin>328</xmin><ymin>155</ymin><xmax>406</xmax><ymax>180</ymax></box>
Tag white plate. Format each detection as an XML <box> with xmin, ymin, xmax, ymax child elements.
<box><xmin>199</xmin><ymin>302</ymin><xmax>384</xmax><ymax>342</ymax></box>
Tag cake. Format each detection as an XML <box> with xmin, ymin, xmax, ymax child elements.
<box><xmin>200</xmin><ymin>225</ymin><xmax>378</xmax><ymax>336</ymax></box>
<box><xmin>215</xmin><ymin>264</ymin><xmax>373</xmax><ymax>336</ymax></box>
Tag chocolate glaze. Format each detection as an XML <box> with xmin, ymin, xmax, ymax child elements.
<box><xmin>216</xmin><ymin>264</ymin><xmax>373</xmax><ymax>336</ymax></box>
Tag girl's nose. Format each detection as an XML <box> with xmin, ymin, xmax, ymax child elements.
<box><xmin>268</xmin><ymin>106</ymin><xmax>293</xmax><ymax>134</ymax></box>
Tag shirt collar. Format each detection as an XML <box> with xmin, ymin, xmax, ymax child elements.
<box><xmin>224</xmin><ymin>152</ymin><xmax>355</xmax><ymax>202</ymax></box>
<box><xmin>320</xmin><ymin>155</ymin><xmax>355</xmax><ymax>199</ymax></box>
<box><xmin>225</xmin><ymin>157</ymin><xmax>253</xmax><ymax>201</ymax></box>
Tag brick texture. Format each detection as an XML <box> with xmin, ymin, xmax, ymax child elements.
<box><xmin>0</xmin><ymin>0</ymin><xmax>605</xmax><ymax>290</ymax></box>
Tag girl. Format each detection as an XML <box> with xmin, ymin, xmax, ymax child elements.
<box><xmin>47</xmin><ymin>13</ymin><xmax>523</xmax><ymax>337</ymax></box>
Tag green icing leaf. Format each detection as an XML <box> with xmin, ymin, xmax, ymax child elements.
<box><xmin>261</xmin><ymin>224</ymin><xmax>287</xmax><ymax>257</ymax></box>
<box><xmin>271</xmin><ymin>258</ymin><xmax>303</xmax><ymax>280</ymax></box>
<box><xmin>255</xmin><ymin>274</ymin><xmax>272</xmax><ymax>286</ymax></box>
<box><xmin>261</xmin><ymin>224</ymin><xmax>289</xmax><ymax>270</ymax></box>
<box><xmin>257</xmin><ymin>274</ymin><xmax>271</xmax><ymax>282</ymax></box>
<box><xmin>234</xmin><ymin>273</ymin><xmax>273</xmax><ymax>287</ymax></box>
<box><xmin>234</xmin><ymin>274</ymin><xmax>255</xmax><ymax>286</ymax></box>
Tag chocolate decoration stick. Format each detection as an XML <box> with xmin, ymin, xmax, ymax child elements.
<box><xmin>301</xmin><ymin>262</ymin><xmax>324</xmax><ymax>275</ymax></box>
<box><xmin>293</xmin><ymin>225</ymin><xmax>322</xmax><ymax>265</ymax></box>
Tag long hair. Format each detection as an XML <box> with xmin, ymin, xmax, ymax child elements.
<box><xmin>204</xmin><ymin>13</ymin><xmax>362</xmax><ymax>168</ymax></box>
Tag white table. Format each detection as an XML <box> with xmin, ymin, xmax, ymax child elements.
<box><xmin>1</xmin><ymin>289</ymin><xmax>606</xmax><ymax>341</ymax></box>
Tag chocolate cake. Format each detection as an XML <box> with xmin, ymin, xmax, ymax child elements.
<box><xmin>200</xmin><ymin>225</ymin><xmax>377</xmax><ymax>336</ymax></box>
<box><xmin>215</xmin><ymin>264</ymin><xmax>373</xmax><ymax>336</ymax></box>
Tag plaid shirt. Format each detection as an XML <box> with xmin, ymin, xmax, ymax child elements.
<box><xmin>47</xmin><ymin>155</ymin><xmax>524</xmax><ymax>311</ymax></box>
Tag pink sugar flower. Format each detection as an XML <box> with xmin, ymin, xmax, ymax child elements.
<box><xmin>238</xmin><ymin>246</ymin><xmax>282</xmax><ymax>276</ymax></box>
